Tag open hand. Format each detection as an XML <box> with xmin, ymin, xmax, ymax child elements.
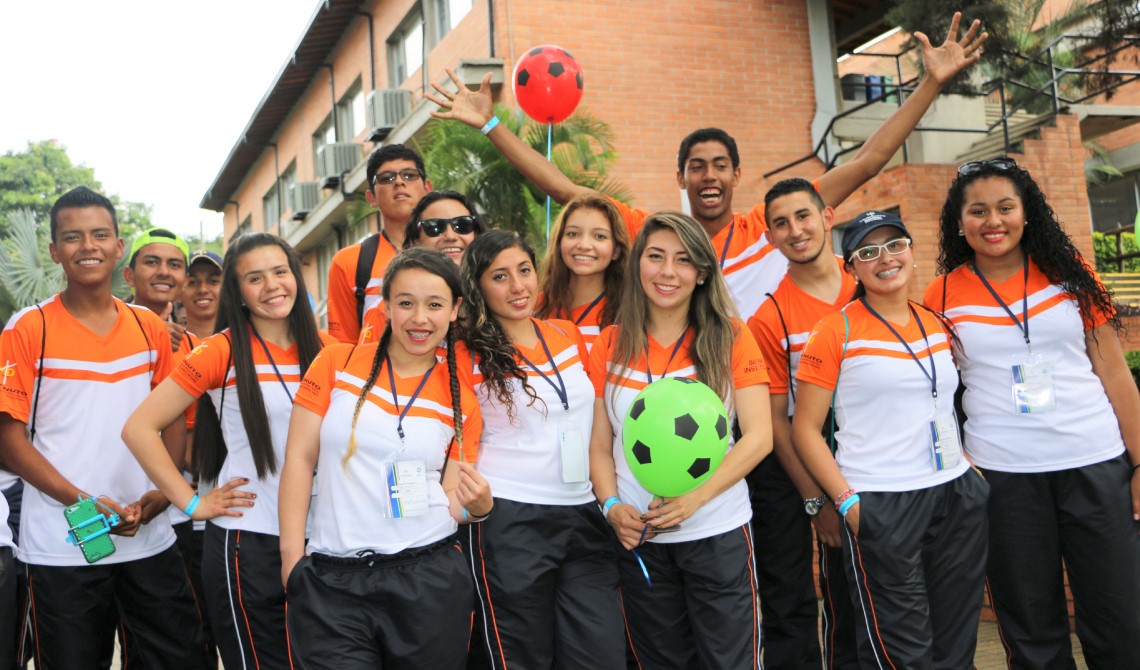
<box><xmin>196</xmin><ymin>478</ymin><xmax>256</xmax><ymax>521</ymax></box>
<box><xmin>917</xmin><ymin>12</ymin><xmax>987</xmax><ymax>87</ymax></box>
<box><xmin>426</xmin><ymin>68</ymin><xmax>496</xmax><ymax>129</ymax></box>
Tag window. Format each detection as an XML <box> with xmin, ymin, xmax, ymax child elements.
<box><xmin>431</xmin><ymin>0</ymin><xmax>472</xmax><ymax>41</ymax></box>
<box><xmin>263</xmin><ymin>184</ymin><xmax>280</xmax><ymax>233</ymax></box>
<box><xmin>279</xmin><ymin>161</ymin><xmax>297</xmax><ymax>219</ymax></box>
<box><xmin>338</xmin><ymin>79</ymin><xmax>366</xmax><ymax>140</ymax></box>
<box><xmin>388</xmin><ymin>10</ymin><xmax>423</xmax><ymax>84</ymax></box>
<box><xmin>312</xmin><ymin>115</ymin><xmax>336</xmax><ymax>175</ymax></box>
<box><xmin>1089</xmin><ymin>172</ymin><xmax>1140</xmax><ymax>233</ymax></box>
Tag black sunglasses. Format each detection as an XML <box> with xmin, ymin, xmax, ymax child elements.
<box><xmin>372</xmin><ymin>169</ymin><xmax>424</xmax><ymax>185</ymax></box>
<box><xmin>418</xmin><ymin>215</ymin><xmax>478</xmax><ymax>238</ymax></box>
<box><xmin>957</xmin><ymin>157</ymin><xmax>1017</xmax><ymax>176</ymax></box>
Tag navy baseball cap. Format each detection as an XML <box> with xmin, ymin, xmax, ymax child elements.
<box><xmin>189</xmin><ymin>250</ymin><xmax>223</xmax><ymax>271</ymax></box>
<box><xmin>841</xmin><ymin>210</ymin><xmax>911</xmax><ymax>259</ymax></box>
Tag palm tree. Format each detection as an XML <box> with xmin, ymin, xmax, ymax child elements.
<box><xmin>419</xmin><ymin>105</ymin><xmax>632</xmax><ymax>249</ymax></box>
<box><xmin>0</xmin><ymin>209</ymin><xmax>130</xmax><ymax>324</ymax></box>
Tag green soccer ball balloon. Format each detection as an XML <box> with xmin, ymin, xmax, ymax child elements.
<box><xmin>622</xmin><ymin>377</ymin><xmax>730</xmax><ymax>497</ymax></box>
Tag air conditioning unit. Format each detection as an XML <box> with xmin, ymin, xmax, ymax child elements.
<box><xmin>316</xmin><ymin>142</ymin><xmax>362</xmax><ymax>188</ymax></box>
<box><xmin>290</xmin><ymin>182</ymin><xmax>320</xmax><ymax>220</ymax></box>
<box><xmin>366</xmin><ymin>89</ymin><xmax>413</xmax><ymax>141</ymax></box>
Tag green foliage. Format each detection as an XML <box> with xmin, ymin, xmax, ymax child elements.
<box><xmin>1092</xmin><ymin>231</ymin><xmax>1140</xmax><ymax>273</ymax></box>
<box><xmin>1125</xmin><ymin>350</ymin><xmax>1140</xmax><ymax>388</ymax></box>
<box><xmin>419</xmin><ymin>105</ymin><xmax>631</xmax><ymax>252</ymax></box>
<box><xmin>885</xmin><ymin>0</ymin><xmax>1140</xmax><ymax>101</ymax></box>
<box><xmin>0</xmin><ymin>140</ymin><xmax>152</xmax><ymax>240</ymax></box>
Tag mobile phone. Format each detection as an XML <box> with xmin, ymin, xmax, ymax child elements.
<box><xmin>63</xmin><ymin>498</ymin><xmax>118</xmax><ymax>564</ymax></box>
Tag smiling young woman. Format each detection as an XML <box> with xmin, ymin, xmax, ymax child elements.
<box><xmin>793</xmin><ymin>210</ymin><xmax>989</xmax><ymax>669</ymax></box>
<box><xmin>926</xmin><ymin>159</ymin><xmax>1140</xmax><ymax>669</ymax></box>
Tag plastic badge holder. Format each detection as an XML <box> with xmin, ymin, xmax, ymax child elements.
<box><xmin>63</xmin><ymin>496</ymin><xmax>120</xmax><ymax>564</ymax></box>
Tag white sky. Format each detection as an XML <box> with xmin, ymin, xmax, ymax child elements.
<box><xmin>0</xmin><ymin>0</ymin><xmax>321</xmax><ymax>241</ymax></box>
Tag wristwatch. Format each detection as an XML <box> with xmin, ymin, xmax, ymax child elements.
<box><xmin>803</xmin><ymin>495</ymin><xmax>828</xmax><ymax>516</ymax></box>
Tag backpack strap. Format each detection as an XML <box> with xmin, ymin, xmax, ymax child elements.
<box><xmin>764</xmin><ymin>292</ymin><xmax>795</xmax><ymax>403</ymax></box>
<box><xmin>354</xmin><ymin>234</ymin><xmax>381</xmax><ymax>327</ymax></box>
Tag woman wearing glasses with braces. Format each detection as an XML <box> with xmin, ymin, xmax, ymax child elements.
<box><xmin>793</xmin><ymin>210</ymin><xmax>989</xmax><ymax>669</ymax></box>
<box><xmin>402</xmin><ymin>190</ymin><xmax>486</xmax><ymax>265</ymax></box>
<box><xmin>924</xmin><ymin>158</ymin><xmax>1140</xmax><ymax>669</ymax></box>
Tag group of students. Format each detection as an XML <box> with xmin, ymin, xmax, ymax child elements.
<box><xmin>0</xmin><ymin>10</ymin><xmax>1136</xmax><ymax>670</ymax></box>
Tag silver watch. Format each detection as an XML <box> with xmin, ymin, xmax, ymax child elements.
<box><xmin>803</xmin><ymin>495</ymin><xmax>828</xmax><ymax>516</ymax></box>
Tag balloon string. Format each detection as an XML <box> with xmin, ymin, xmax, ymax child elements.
<box><xmin>632</xmin><ymin>524</ymin><xmax>653</xmax><ymax>590</ymax></box>
<box><xmin>545</xmin><ymin>123</ymin><xmax>553</xmax><ymax>242</ymax></box>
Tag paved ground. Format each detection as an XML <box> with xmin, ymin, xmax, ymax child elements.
<box><xmin>975</xmin><ymin>619</ymin><xmax>1087</xmax><ymax>669</ymax></box>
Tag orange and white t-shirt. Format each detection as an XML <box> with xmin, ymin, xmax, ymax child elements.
<box><xmin>588</xmin><ymin>321</ymin><xmax>769</xmax><ymax>543</ymax></box>
<box><xmin>294</xmin><ymin>342</ymin><xmax>481</xmax><ymax>556</ymax></box>
<box><xmin>797</xmin><ymin>301</ymin><xmax>968</xmax><ymax>492</ymax></box>
<box><xmin>923</xmin><ymin>262</ymin><xmax>1123</xmax><ymax>472</ymax></box>
<box><xmin>747</xmin><ymin>256</ymin><xmax>856</xmax><ymax>413</ymax></box>
<box><xmin>171</xmin><ymin>327</ymin><xmax>333</xmax><ymax>535</ymax></box>
<box><xmin>325</xmin><ymin>233</ymin><xmax>400</xmax><ymax>344</ymax></box>
<box><xmin>546</xmin><ymin>296</ymin><xmax>608</xmax><ymax>352</ymax></box>
<box><xmin>456</xmin><ymin>318</ymin><xmax>595</xmax><ymax>505</ymax></box>
<box><xmin>0</xmin><ymin>295</ymin><xmax>176</xmax><ymax>566</ymax></box>
<box><xmin>613</xmin><ymin>198</ymin><xmax>789</xmax><ymax>318</ymax></box>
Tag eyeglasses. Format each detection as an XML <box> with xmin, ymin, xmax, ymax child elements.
<box><xmin>957</xmin><ymin>157</ymin><xmax>1017</xmax><ymax>176</ymax></box>
<box><xmin>850</xmin><ymin>238</ymin><xmax>911</xmax><ymax>263</ymax></box>
<box><xmin>418</xmin><ymin>215</ymin><xmax>478</xmax><ymax>238</ymax></box>
<box><xmin>372</xmin><ymin>169</ymin><xmax>424</xmax><ymax>185</ymax></box>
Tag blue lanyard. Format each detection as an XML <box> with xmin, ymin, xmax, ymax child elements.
<box><xmin>972</xmin><ymin>260</ymin><xmax>1030</xmax><ymax>350</ymax></box>
<box><xmin>383</xmin><ymin>355</ymin><xmax>435</xmax><ymax>441</ymax></box>
<box><xmin>644</xmin><ymin>330</ymin><xmax>687</xmax><ymax>385</ymax></box>
<box><xmin>573</xmin><ymin>294</ymin><xmax>604</xmax><ymax>326</ymax></box>
<box><xmin>515</xmin><ymin>322</ymin><xmax>569</xmax><ymax>411</ymax></box>
<box><xmin>250</xmin><ymin>326</ymin><xmax>294</xmax><ymax>402</ymax></box>
<box><xmin>718</xmin><ymin>222</ymin><xmax>735</xmax><ymax>270</ymax></box>
<box><xmin>379</xmin><ymin>229</ymin><xmax>399</xmax><ymax>254</ymax></box>
<box><xmin>859</xmin><ymin>300</ymin><xmax>937</xmax><ymax>401</ymax></box>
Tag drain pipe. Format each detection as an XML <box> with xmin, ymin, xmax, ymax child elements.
<box><xmin>326</xmin><ymin>1</ymin><xmax>375</xmax><ymax>91</ymax></box>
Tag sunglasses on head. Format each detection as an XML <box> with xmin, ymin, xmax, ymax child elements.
<box><xmin>418</xmin><ymin>215</ymin><xmax>478</xmax><ymax>238</ymax></box>
<box><xmin>957</xmin><ymin>157</ymin><xmax>1017</xmax><ymax>176</ymax></box>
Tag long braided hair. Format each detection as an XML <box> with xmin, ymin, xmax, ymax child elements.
<box><xmin>342</xmin><ymin>248</ymin><xmax>465</xmax><ymax>467</ymax></box>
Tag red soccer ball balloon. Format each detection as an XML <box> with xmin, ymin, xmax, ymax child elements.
<box><xmin>512</xmin><ymin>45</ymin><xmax>584</xmax><ymax>124</ymax></box>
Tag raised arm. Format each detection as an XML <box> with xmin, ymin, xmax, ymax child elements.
<box><xmin>817</xmin><ymin>12</ymin><xmax>987</xmax><ymax>207</ymax></box>
<box><xmin>426</xmin><ymin>68</ymin><xmax>593</xmax><ymax>206</ymax></box>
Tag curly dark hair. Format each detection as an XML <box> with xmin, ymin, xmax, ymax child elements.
<box><xmin>458</xmin><ymin>230</ymin><xmax>542</xmax><ymax>423</ymax></box>
<box><xmin>937</xmin><ymin>160</ymin><xmax>1120</xmax><ymax>332</ymax></box>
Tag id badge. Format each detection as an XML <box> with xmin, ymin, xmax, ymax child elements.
<box><xmin>929</xmin><ymin>411</ymin><xmax>963</xmax><ymax>471</ymax></box>
<box><xmin>1012</xmin><ymin>354</ymin><xmax>1056</xmax><ymax>414</ymax></box>
<box><xmin>384</xmin><ymin>459</ymin><xmax>430</xmax><ymax>518</ymax></box>
<box><xmin>559</xmin><ymin>424</ymin><xmax>588</xmax><ymax>484</ymax></box>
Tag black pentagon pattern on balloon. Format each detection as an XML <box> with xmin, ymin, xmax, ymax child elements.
<box><xmin>548</xmin><ymin>62</ymin><xmax>565</xmax><ymax>78</ymax></box>
<box><xmin>576</xmin><ymin>72</ymin><xmax>583</xmax><ymax>89</ymax></box>
<box><xmin>629</xmin><ymin>397</ymin><xmax>646</xmax><ymax>420</ymax></box>
<box><xmin>715</xmin><ymin>415</ymin><xmax>728</xmax><ymax>440</ymax></box>
<box><xmin>675</xmin><ymin>414</ymin><xmax>699</xmax><ymax>441</ymax></box>
<box><xmin>561</xmin><ymin>48</ymin><xmax>575</xmax><ymax>59</ymax></box>
<box><xmin>632</xmin><ymin>440</ymin><xmax>652</xmax><ymax>465</ymax></box>
<box><xmin>688</xmin><ymin>458</ymin><xmax>711</xmax><ymax>479</ymax></box>
<box><xmin>529</xmin><ymin>46</ymin><xmax>544</xmax><ymax>56</ymax></box>
<box><xmin>517</xmin><ymin>69</ymin><xmax>531</xmax><ymax>87</ymax></box>
<box><xmin>674</xmin><ymin>377</ymin><xmax>696</xmax><ymax>384</ymax></box>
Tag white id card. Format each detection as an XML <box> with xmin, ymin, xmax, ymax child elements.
<box><xmin>1011</xmin><ymin>354</ymin><xmax>1056</xmax><ymax>414</ymax></box>
<box><xmin>929</xmin><ymin>411</ymin><xmax>963</xmax><ymax>471</ymax></box>
<box><xmin>384</xmin><ymin>459</ymin><xmax>430</xmax><ymax>518</ymax></box>
<box><xmin>559</xmin><ymin>426</ymin><xmax>588</xmax><ymax>484</ymax></box>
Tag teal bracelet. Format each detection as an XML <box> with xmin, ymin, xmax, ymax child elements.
<box><xmin>602</xmin><ymin>496</ymin><xmax>621</xmax><ymax>516</ymax></box>
<box><xmin>182</xmin><ymin>492</ymin><xmax>201</xmax><ymax>517</ymax></box>
<box><xmin>480</xmin><ymin>116</ymin><xmax>500</xmax><ymax>135</ymax></box>
<box><xmin>838</xmin><ymin>493</ymin><xmax>861</xmax><ymax>517</ymax></box>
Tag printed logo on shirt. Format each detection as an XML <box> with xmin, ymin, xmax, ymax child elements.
<box><xmin>360</xmin><ymin>323</ymin><xmax>375</xmax><ymax>343</ymax></box>
<box><xmin>744</xmin><ymin>357</ymin><xmax>765</xmax><ymax>375</ymax></box>
<box><xmin>188</xmin><ymin>342</ymin><xmax>209</xmax><ymax>357</ymax></box>
<box><xmin>800</xmin><ymin>353</ymin><xmax>824</xmax><ymax>370</ymax></box>
<box><xmin>301</xmin><ymin>377</ymin><xmax>321</xmax><ymax>395</ymax></box>
<box><xmin>0</xmin><ymin>360</ymin><xmax>15</xmax><ymax>387</ymax></box>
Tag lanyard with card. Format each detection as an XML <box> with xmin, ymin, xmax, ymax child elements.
<box><xmin>862</xmin><ymin>300</ymin><xmax>962</xmax><ymax>471</ymax></box>
<box><xmin>973</xmin><ymin>261</ymin><xmax>1056</xmax><ymax>414</ymax></box>
<box><xmin>379</xmin><ymin>356</ymin><xmax>435</xmax><ymax>519</ymax></box>
<box><xmin>517</xmin><ymin>322</ymin><xmax>588</xmax><ymax>483</ymax></box>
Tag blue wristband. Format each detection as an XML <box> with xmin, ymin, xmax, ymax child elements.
<box><xmin>837</xmin><ymin>493</ymin><xmax>861</xmax><ymax>517</ymax></box>
<box><xmin>602</xmin><ymin>496</ymin><xmax>622</xmax><ymax>516</ymax></box>
<box><xmin>182</xmin><ymin>492</ymin><xmax>201</xmax><ymax>517</ymax></box>
<box><xmin>480</xmin><ymin>116</ymin><xmax>500</xmax><ymax>135</ymax></box>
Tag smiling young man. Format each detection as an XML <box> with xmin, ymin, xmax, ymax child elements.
<box><xmin>429</xmin><ymin>13</ymin><xmax>984</xmax><ymax>321</ymax></box>
<box><xmin>124</xmin><ymin>227</ymin><xmax>191</xmax><ymax>351</ymax></box>
<box><xmin>325</xmin><ymin>144</ymin><xmax>433</xmax><ymax>343</ymax></box>
<box><xmin>0</xmin><ymin>186</ymin><xmax>208</xmax><ymax>668</ymax></box>
<box><xmin>747</xmin><ymin>178</ymin><xmax>859</xmax><ymax>669</ymax></box>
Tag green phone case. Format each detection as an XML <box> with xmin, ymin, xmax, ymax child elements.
<box><xmin>63</xmin><ymin>498</ymin><xmax>116</xmax><ymax>564</ymax></box>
